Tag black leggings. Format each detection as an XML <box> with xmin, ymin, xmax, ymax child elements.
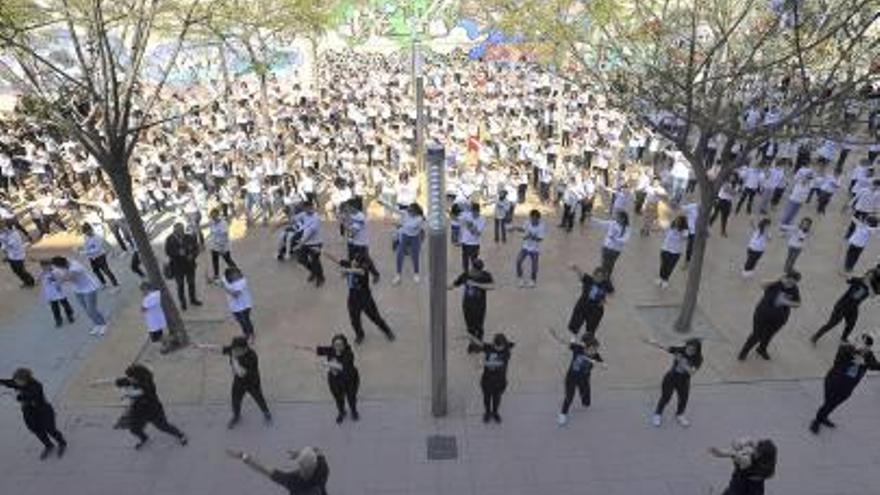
<box><xmin>567</xmin><ymin>300</ymin><xmax>604</xmax><ymax>335</ymax></box>
<box><xmin>50</xmin><ymin>298</ymin><xmax>75</xmax><ymax>325</ymax></box>
<box><xmin>89</xmin><ymin>255</ymin><xmax>118</xmax><ymax>286</ymax></box>
<box><xmin>231</xmin><ymin>378</ymin><xmax>270</xmax><ymax>418</ymax></box>
<box><xmin>743</xmin><ymin>249</ymin><xmax>763</xmax><ymax>272</ymax></box>
<box><xmin>8</xmin><ymin>259</ymin><xmax>35</xmax><ymax>286</ymax></box>
<box><xmin>461</xmin><ymin>244</ymin><xmax>480</xmax><ymax>272</ymax></box>
<box><xmin>710</xmin><ymin>198</ymin><xmax>732</xmax><ymax>234</ymax></box>
<box><xmin>813</xmin><ymin>302</ymin><xmax>859</xmax><ymax>342</ymax></box>
<box><xmin>740</xmin><ymin>310</ymin><xmax>787</xmax><ymax>358</ymax></box>
<box><xmin>814</xmin><ymin>375</ymin><xmax>855</xmax><ymax>424</ymax></box>
<box><xmin>659</xmin><ymin>250</ymin><xmax>681</xmax><ymax>281</ymax></box>
<box><xmin>24</xmin><ymin>407</ymin><xmax>66</xmax><ymax>448</ymax></box>
<box><xmin>348</xmin><ymin>293</ymin><xmax>392</xmax><ymax>339</ymax></box>
<box><xmin>464</xmin><ymin>300</ymin><xmax>486</xmax><ymax>341</ymax></box>
<box><xmin>328</xmin><ymin>373</ymin><xmax>359</xmax><ymax>416</ymax></box>
<box><xmin>655</xmin><ymin>372</ymin><xmax>690</xmax><ymax>415</ymax></box>
<box><xmin>129</xmin><ymin>411</ymin><xmax>185</xmax><ymax>442</ymax></box>
<box><xmin>561</xmin><ymin>372</ymin><xmax>591</xmax><ymax>414</ymax></box>
<box><xmin>481</xmin><ymin>376</ymin><xmax>506</xmax><ymax>415</ymax></box>
<box><xmin>735</xmin><ymin>188</ymin><xmax>758</xmax><ymax>214</ymax></box>
<box><xmin>844</xmin><ymin>244</ymin><xmax>863</xmax><ymax>272</ymax></box>
<box><xmin>211</xmin><ymin>250</ymin><xmax>237</xmax><ymax>279</ymax></box>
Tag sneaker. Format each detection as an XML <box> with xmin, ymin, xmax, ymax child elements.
<box><xmin>191</xmin><ymin>300</ymin><xmax>203</xmax><ymax>307</ymax></box>
<box><xmin>651</xmin><ymin>414</ymin><xmax>662</xmax><ymax>427</ymax></box>
<box><xmin>385</xmin><ymin>330</ymin><xmax>396</xmax><ymax>342</ymax></box>
<box><xmin>391</xmin><ymin>275</ymin><xmax>401</xmax><ymax>286</ymax></box>
<box><xmin>757</xmin><ymin>349</ymin><xmax>771</xmax><ymax>360</ymax></box>
<box><xmin>676</xmin><ymin>415</ymin><xmax>691</xmax><ymax>427</ymax></box>
<box><xmin>526</xmin><ymin>280</ymin><xmax>536</xmax><ymax>288</ymax></box>
<box><xmin>809</xmin><ymin>420</ymin><xmax>820</xmax><ymax>435</ymax></box>
<box><xmin>57</xmin><ymin>442</ymin><xmax>66</xmax><ymax>458</ymax></box>
<box><xmin>336</xmin><ymin>412</ymin><xmax>346</xmax><ymax>424</ymax></box>
<box><xmin>557</xmin><ymin>413</ymin><xmax>568</xmax><ymax>426</ymax></box>
<box><xmin>263</xmin><ymin>412</ymin><xmax>273</xmax><ymax>425</ymax></box>
<box><xmin>39</xmin><ymin>445</ymin><xmax>54</xmax><ymax>460</ymax></box>
<box><xmin>134</xmin><ymin>437</ymin><xmax>150</xmax><ymax>450</ymax></box>
<box><xmin>482</xmin><ymin>412</ymin><xmax>491</xmax><ymax>423</ymax></box>
<box><xmin>413</xmin><ymin>274</ymin><xmax>420</xmax><ymax>283</ymax></box>
<box><xmin>655</xmin><ymin>278</ymin><xmax>663</xmax><ymax>287</ymax></box>
<box><xmin>492</xmin><ymin>412</ymin><xmax>502</xmax><ymax>423</ymax></box>
<box><xmin>819</xmin><ymin>418</ymin><xmax>836</xmax><ymax>428</ymax></box>
<box><xmin>351</xmin><ymin>410</ymin><xmax>360</xmax><ymax>421</ymax></box>
<box><xmin>741</xmin><ymin>270</ymin><xmax>754</xmax><ymax>278</ymax></box>
<box><xmin>95</xmin><ymin>325</ymin><xmax>107</xmax><ymax>336</ymax></box>
<box><xmin>109</xmin><ymin>286</ymin><xmax>121</xmax><ymax>294</ymax></box>
<box><xmin>88</xmin><ymin>326</ymin><xmax>101</xmax><ymax>336</ymax></box>
<box><xmin>517</xmin><ymin>278</ymin><xmax>526</xmax><ymax>288</ymax></box>
<box><xmin>227</xmin><ymin>416</ymin><xmax>240</xmax><ymax>429</ymax></box>
<box><xmin>178</xmin><ymin>434</ymin><xmax>188</xmax><ymax>446</ymax></box>
<box><xmin>354</xmin><ymin>335</ymin><xmax>364</xmax><ymax>345</ymax></box>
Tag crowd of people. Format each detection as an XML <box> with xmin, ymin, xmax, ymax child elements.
<box><xmin>2</xmin><ymin>47</ymin><xmax>880</xmax><ymax>495</ymax></box>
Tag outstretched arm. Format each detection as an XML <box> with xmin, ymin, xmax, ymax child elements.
<box><xmin>640</xmin><ymin>336</ymin><xmax>667</xmax><ymax>351</ymax></box>
<box><xmin>226</xmin><ymin>449</ymin><xmax>274</xmax><ymax>478</ymax></box>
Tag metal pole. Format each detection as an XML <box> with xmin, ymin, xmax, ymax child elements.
<box><xmin>426</xmin><ymin>144</ymin><xmax>447</xmax><ymax>417</ymax></box>
<box><xmin>414</xmin><ymin>37</ymin><xmax>426</xmax><ymax>173</ymax></box>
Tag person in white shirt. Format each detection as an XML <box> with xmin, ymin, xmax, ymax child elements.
<box><xmin>140</xmin><ymin>283</ymin><xmax>166</xmax><ymax>343</ymax></box>
<box><xmin>493</xmin><ymin>190</ymin><xmax>513</xmax><ymax>243</ymax></box>
<box><xmin>395</xmin><ymin>170</ymin><xmax>418</xmax><ymax>210</ymax></box>
<box><xmin>393</xmin><ymin>203</ymin><xmax>425</xmax><ymax>284</ymax></box>
<box><xmin>779</xmin><ymin>171</ymin><xmax>812</xmax><ymax>227</ymax></box>
<box><xmin>208</xmin><ymin>208</ymin><xmax>237</xmax><ymax>281</ymax></box>
<box><xmin>1</xmin><ymin>220</ymin><xmax>35</xmax><ymax>287</ymax></box>
<box><xmin>291</xmin><ymin>201</ymin><xmax>324</xmax><ymax>287</ymax></box>
<box><xmin>742</xmin><ymin>218</ymin><xmax>772</xmax><ymax>278</ymax></box>
<box><xmin>510</xmin><ymin>209</ymin><xmax>546</xmax><ymax>287</ymax></box>
<box><xmin>39</xmin><ymin>259</ymin><xmax>74</xmax><ymax>327</ymax></box>
<box><xmin>780</xmin><ymin>217</ymin><xmax>812</xmax><ymax>273</ymax></box>
<box><xmin>657</xmin><ymin>216</ymin><xmax>689</xmax><ymax>288</ymax></box>
<box><xmin>50</xmin><ymin>256</ymin><xmax>107</xmax><ymax>335</ymax></box>
<box><xmin>243</xmin><ymin>163</ymin><xmax>266</xmax><ymax>226</ymax></box>
<box><xmin>459</xmin><ymin>202</ymin><xmax>486</xmax><ymax>272</ymax></box>
<box><xmin>815</xmin><ymin>170</ymin><xmax>840</xmax><ymax>215</ymax></box>
<box><xmin>736</xmin><ymin>165</ymin><xmax>764</xmax><ymax>215</ymax></box>
<box><xmin>560</xmin><ymin>178</ymin><xmax>582</xmax><ymax>233</ymax></box>
<box><xmin>592</xmin><ymin>211</ymin><xmax>631</xmax><ymax>279</ymax></box>
<box><xmin>223</xmin><ymin>267</ymin><xmax>255</xmax><ymax>339</ymax></box>
<box><xmin>709</xmin><ymin>175</ymin><xmax>738</xmax><ymax>237</ymax></box>
<box><xmin>844</xmin><ymin>216</ymin><xmax>878</xmax><ymax>273</ymax></box>
<box><xmin>80</xmin><ymin>223</ymin><xmax>119</xmax><ymax>288</ymax></box>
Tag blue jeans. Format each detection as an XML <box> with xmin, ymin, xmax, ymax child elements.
<box><xmin>779</xmin><ymin>200</ymin><xmax>802</xmax><ymax>226</ymax></box>
<box><xmin>395</xmin><ymin>234</ymin><xmax>421</xmax><ymax>275</ymax></box>
<box><xmin>516</xmin><ymin>249</ymin><xmax>539</xmax><ymax>281</ymax></box>
<box><xmin>76</xmin><ymin>291</ymin><xmax>106</xmax><ymax>326</ymax></box>
<box><xmin>245</xmin><ymin>192</ymin><xmax>264</xmax><ymax>221</ymax></box>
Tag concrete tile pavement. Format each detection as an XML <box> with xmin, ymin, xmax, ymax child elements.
<box><xmin>2</xmin><ymin>383</ymin><xmax>880</xmax><ymax>494</ymax></box>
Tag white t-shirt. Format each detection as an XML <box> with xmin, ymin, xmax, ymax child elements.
<box><xmin>210</xmin><ymin>219</ymin><xmax>230</xmax><ymax>252</ymax></box>
<box><xmin>459</xmin><ymin>211</ymin><xmax>486</xmax><ymax>246</ymax></box>
<box><xmin>398</xmin><ymin>213</ymin><xmax>424</xmax><ymax>237</ymax></box>
<box><xmin>58</xmin><ymin>260</ymin><xmax>101</xmax><ymax>293</ymax></box>
<box><xmin>0</xmin><ymin>229</ymin><xmax>27</xmax><ymax>260</ymax></box>
<box><xmin>747</xmin><ymin>229</ymin><xmax>770</xmax><ymax>252</ymax></box>
<box><xmin>662</xmin><ymin>228</ymin><xmax>688</xmax><ymax>254</ymax></box>
<box><xmin>142</xmin><ymin>290</ymin><xmax>166</xmax><ymax>332</ymax></box>
<box><xmin>521</xmin><ymin>220</ymin><xmax>546</xmax><ymax>253</ymax></box>
<box><xmin>224</xmin><ymin>277</ymin><xmax>253</xmax><ymax>313</ymax></box>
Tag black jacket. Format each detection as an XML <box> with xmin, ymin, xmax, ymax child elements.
<box><xmin>165</xmin><ymin>232</ymin><xmax>199</xmax><ymax>272</ymax></box>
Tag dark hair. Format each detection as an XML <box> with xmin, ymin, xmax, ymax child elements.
<box><xmin>861</xmin><ymin>334</ymin><xmax>874</xmax><ymax>347</ymax></box>
<box><xmin>751</xmin><ymin>440</ymin><xmax>777</xmax><ymax>480</ymax></box>
<box><xmin>409</xmin><ymin>203</ymin><xmax>424</xmax><ymax>217</ymax></box>
<box><xmin>472</xmin><ymin>258</ymin><xmax>485</xmax><ymax>271</ymax></box>
<box><xmin>12</xmin><ymin>367</ymin><xmax>33</xmax><ymax>382</ymax></box>
<box><xmin>492</xmin><ymin>333</ymin><xmax>509</xmax><ymax>347</ymax></box>
<box><xmin>616</xmin><ymin>211</ymin><xmax>629</xmax><ymax>238</ymax></box>
<box><xmin>581</xmin><ymin>334</ymin><xmax>599</xmax><ymax>348</ymax></box>
<box><xmin>230</xmin><ymin>336</ymin><xmax>249</xmax><ymax>349</ymax></box>
<box><xmin>529</xmin><ymin>209</ymin><xmax>541</xmax><ymax>219</ymax></box>
<box><xmin>470</xmin><ymin>202</ymin><xmax>481</xmax><ymax>215</ymax></box>
<box><xmin>784</xmin><ymin>270</ymin><xmax>802</xmax><ymax>282</ymax></box>
<box><xmin>756</xmin><ymin>218</ymin><xmax>771</xmax><ymax>234</ymax></box>
<box><xmin>684</xmin><ymin>338</ymin><xmax>704</xmax><ymax>369</ymax></box>
<box><xmin>671</xmin><ymin>215</ymin><xmax>688</xmax><ymax>231</ymax></box>
<box><xmin>50</xmin><ymin>256</ymin><xmax>70</xmax><ymax>269</ymax></box>
<box><xmin>331</xmin><ymin>333</ymin><xmax>350</xmax><ymax>349</ymax></box>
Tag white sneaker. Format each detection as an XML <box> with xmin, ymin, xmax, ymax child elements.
<box><xmin>655</xmin><ymin>278</ymin><xmax>663</xmax><ymax>286</ymax></box>
<box><xmin>660</xmin><ymin>280</ymin><xmax>669</xmax><ymax>289</ymax></box>
<box><xmin>88</xmin><ymin>326</ymin><xmax>100</xmax><ymax>336</ymax></box>
<box><xmin>526</xmin><ymin>280</ymin><xmax>536</xmax><ymax>288</ymax></box>
<box><xmin>391</xmin><ymin>275</ymin><xmax>401</xmax><ymax>286</ymax></box>
<box><xmin>651</xmin><ymin>414</ymin><xmax>662</xmax><ymax>427</ymax></box>
<box><xmin>413</xmin><ymin>274</ymin><xmax>420</xmax><ymax>283</ymax></box>
<box><xmin>676</xmin><ymin>415</ymin><xmax>691</xmax><ymax>427</ymax></box>
<box><xmin>95</xmin><ymin>325</ymin><xmax>107</xmax><ymax>336</ymax></box>
<box><xmin>557</xmin><ymin>413</ymin><xmax>568</xmax><ymax>426</ymax></box>
<box><xmin>517</xmin><ymin>278</ymin><xmax>526</xmax><ymax>288</ymax></box>
<box><xmin>741</xmin><ymin>270</ymin><xmax>754</xmax><ymax>278</ymax></box>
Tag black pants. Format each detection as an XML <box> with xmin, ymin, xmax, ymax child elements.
<box><xmin>24</xmin><ymin>406</ymin><xmax>66</xmax><ymax>448</ymax></box>
<box><xmin>600</xmin><ymin>247</ymin><xmax>621</xmax><ymax>277</ymax></box>
<box><xmin>815</xmin><ymin>375</ymin><xmax>856</xmax><ymax>424</ymax></box>
<box><xmin>231</xmin><ymin>378</ymin><xmax>270</xmax><ymax>418</ymax></box>
<box><xmin>743</xmin><ymin>249</ymin><xmax>763</xmax><ymax>272</ymax></box>
<box><xmin>561</xmin><ymin>204</ymin><xmax>576</xmax><ymax>232</ymax></box>
<box><xmin>107</xmin><ymin>220</ymin><xmax>131</xmax><ymax>251</ymax></box>
<box><xmin>89</xmin><ymin>255</ymin><xmax>118</xmax><ymax>286</ymax></box>
<box><xmin>464</xmin><ymin>299</ymin><xmax>486</xmax><ymax>343</ymax></box>
<box><xmin>816</xmin><ymin>191</ymin><xmax>832</xmax><ymax>215</ymax></box>
<box><xmin>735</xmin><ymin>188</ymin><xmax>758</xmax><ymax>214</ymax></box>
<box><xmin>813</xmin><ymin>302</ymin><xmax>859</xmax><ymax>342</ymax></box>
<box><xmin>348</xmin><ymin>292</ymin><xmax>392</xmax><ymax>339</ymax></box>
<box><xmin>844</xmin><ymin>244</ymin><xmax>863</xmax><ymax>272</ymax></box>
<box><xmin>8</xmin><ymin>259</ymin><xmax>35</xmax><ymax>286</ymax></box>
<box><xmin>710</xmin><ymin>198</ymin><xmax>732</xmax><ymax>235</ymax></box>
<box><xmin>299</xmin><ymin>245</ymin><xmax>324</xmax><ymax>284</ymax></box>
<box><xmin>481</xmin><ymin>375</ymin><xmax>506</xmax><ymax>415</ymax></box>
<box><xmin>328</xmin><ymin>372</ymin><xmax>359</xmax><ymax>416</ymax></box>
<box><xmin>461</xmin><ymin>244</ymin><xmax>480</xmax><ymax>272</ymax></box>
<box><xmin>739</xmin><ymin>310</ymin><xmax>787</xmax><ymax>358</ymax></box>
<box><xmin>659</xmin><ymin>250</ymin><xmax>681</xmax><ymax>281</ymax></box>
<box><xmin>567</xmin><ymin>299</ymin><xmax>604</xmax><ymax>335</ymax></box>
<box><xmin>634</xmin><ymin>191</ymin><xmax>647</xmax><ymax>215</ymax></box>
<box><xmin>50</xmin><ymin>298</ymin><xmax>75</xmax><ymax>325</ymax></box>
<box><xmin>655</xmin><ymin>372</ymin><xmax>690</xmax><ymax>415</ymax></box>
<box><xmin>233</xmin><ymin>308</ymin><xmax>255</xmax><ymax>337</ymax></box>
<box><xmin>561</xmin><ymin>372</ymin><xmax>591</xmax><ymax>414</ymax></box>
<box><xmin>579</xmin><ymin>198</ymin><xmax>593</xmax><ymax>224</ymax></box>
<box><xmin>494</xmin><ymin>218</ymin><xmax>507</xmax><ymax>242</ymax></box>
<box><xmin>131</xmin><ymin>252</ymin><xmax>145</xmax><ymax>277</ymax></box>
<box><xmin>211</xmin><ymin>250</ymin><xmax>237</xmax><ymax>279</ymax></box>
<box><xmin>347</xmin><ymin>244</ymin><xmax>380</xmax><ymax>278</ymax></box>
<box><xmin>173</xmin><ymin>264</ymin><xmax>198</xmax><ymax>309</ymax></box>
<box><xmin>130</xmin><ymin>409</ymin><xmax>185</xmax><ymax>442</ymax></box>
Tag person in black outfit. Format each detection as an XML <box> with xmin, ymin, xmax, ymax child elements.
<box><xmin>810</xmin><ymin>334</ymin><xmax>880</xmax><ymax>434</ymax></box>
<box><xmin>566</xmin><ymin>264</ymin><xmax>613</xmax><ymax>336</ymax></box>
<box><xmin>224</xmin><ymin>337</ymin><xmax>272</xmax><ymax>428</ymax></box>
<box><xmin>164</xmin><ymin>222</ymin><xmax>202</xmax><ymax>310</ymax></box>
<box><xmin>450</xmin><ymin>258</ymin><xmax>495</xmax><ymax>353</ymax></box>
<box><xmin>329</xmin><ymin>251</ymin><xmax>395</xmax><ymax>344</ymax></box>
<box><xmin>645</xmin><ymin>337</ymin><xmax>703</xmax><ymax>427</ymax></box>
<box><xmin>549</xmin><ymin>329</ymin><xmax>606</xmax><ymax>426</ymax></box>
<box><xmin>467</xmin><ymin>332</ymin><xmax>514</xmax><ymax>423</ymax></box>
<box><xmin>0</xmin><ymin>368</ymin><xmax>67</xmax><ymax>459</ymax></box>
<box><xmin>738</xmin><ymin>271</ymin><xmax>801</xmax><ymax>361</ymax></box>
<box><xmin>227</xmin><ymin>445</ymin><xmax>329</xmax><ymax>495</ymax></box>
<box><xmin>710</xmin><ymin>438</ymin><xmax>777</xmax><ymax>495</ymax></box>
<box><xmin>112</xmin><ymin>364</ymin><xmax>188</xmax><ymax>449</ymax></box>
<box><xmin>811</xmin><ymin>269</ymin><xmax>878</xmax><ymax>344</ymax></box>
<box><xmin>298</xmin><ymin>334</ymin><xmax>360</xmax><ymax>424</ymax></box>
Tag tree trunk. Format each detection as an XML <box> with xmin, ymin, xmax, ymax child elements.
<box><xmin>674</xmin><ymin>191</ymin><xmax>714</xmax><ymax>333</ymax></box>
<box><xmin>105</xmin><ymin>163</ymin><xmax>188</xmax><ymax>351</ymax></box>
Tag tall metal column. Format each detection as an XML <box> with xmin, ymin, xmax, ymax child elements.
<box><xmin>414</xmin><ymin>37</ymin><xmax>426</xmax><ymax>173</ymax></box>
<box><xmin>426</xmin><ymin>144</ymin><xmax>447</xmax><ymax>417</ymax></box>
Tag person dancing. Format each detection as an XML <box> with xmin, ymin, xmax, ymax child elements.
<box><xmin>0</xmin><ymin>368</ymin><xmax>67</xmax><ymax>459</ymax></box>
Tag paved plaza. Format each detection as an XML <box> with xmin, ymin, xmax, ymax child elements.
<box><xmin>2</xmin><ymin>184</ymin><xmax>880</xmax><ymax>494</ymax></box>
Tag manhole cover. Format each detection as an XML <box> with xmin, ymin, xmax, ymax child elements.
<box><xmin>426</xmin><ymin>435</ymin><xmax>457</xmax><ymax>460</ymax></box>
